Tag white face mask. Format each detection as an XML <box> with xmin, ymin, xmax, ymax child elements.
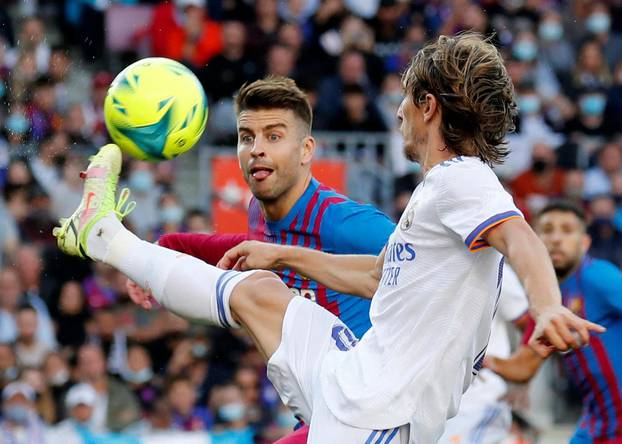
<box><xmin>49</xmin><ymin>370</ymin><xmax>70</xmax><ymax>387</ymax></box>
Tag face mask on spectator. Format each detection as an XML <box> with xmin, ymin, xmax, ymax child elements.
<box><xmin>518</xmin><ymin>94</ymin><xmax>541</xmax><ymax>115</ymax></box>
<box><xmin>580</xmin><ymin>94</ymin><xmax>606</xmax><ymax>116</ymax></box>
<box><xmin>219</xmin><ymin>402</ymin><xmax>245</xmax><ymax>422</ymax></box>
<box><xmin>191</xmin><ymin>343</ymin><xmax>209</xmax><ymax>358</ymax></box>
<box><xmin>513</xmin><ymin>40</ymin><xmax>537</xmax><ymax>61</ymax></box>
<box><xmin>0</xmin><ymin>82</ymin><xmax>5</xmax><ymax>99</ymax></box>
<box><xmin>161</xmin><ymin>205</ymin><xmax>184</xmax><ymax>224</ymax></box>
<box><xmin>123</xmin><ymin>368</ymin><xmax>153</xmax><ymax>385</ymax></box>
<box><xmin>4</xmin><ymin>404</ymin><xmax>30</xmax><ymax>424</ymax></box>
<box><xmin>383</xmin><ymin>92</ymin><xmax>403</xmax><ymax>107</ymax></box>
<box><xmin>586</xmin><ymin>13</ymin><xmax>611</xmax><ymax>34</ymax></box>
<box><xmin>276</xmin><ymin>411</ymin><xmax>298</xmax><ymax>428</ymax></box>
<box><xmin>531</xmin><ymin>157</ymin><xmax>551</xmax><ymax>174</ymax></box>
<box><xmin>49</xmin><ymin>370</ymin><xmax>70</xmax><ymax>387</ymax></box>
<box><xmin>539</xmin><ymin>21</ymin><xmax>563</xmax><ymax>41</ymax></box>
<box><xmin>5</xmin><ymin>114</ymin><xmax>30</xmax><ymax>135</ymax></box>
<box><xmin>129</xmin><ymin>170</ymin><xmax>154</xmax><ymax>193</ymax></box>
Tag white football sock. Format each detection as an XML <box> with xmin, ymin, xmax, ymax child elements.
<box><xmin>86</xmin><ymin>213</ymin><xmax>253</xmax><ymax>328</ymax></box>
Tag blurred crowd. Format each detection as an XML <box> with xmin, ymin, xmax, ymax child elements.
<box><xmin>0</xmin><ymin>0</ymin><xmax>621</xmax><ymax>442</ymax></box>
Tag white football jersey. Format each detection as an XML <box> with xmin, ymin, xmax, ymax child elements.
<box><xmin>320</xmin><ymin>156</ymin><xmax>522</xmax><ymax>442</ymax></box>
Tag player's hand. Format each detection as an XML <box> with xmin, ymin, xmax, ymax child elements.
<box><xmin>217</xmin><ymin>240</ymin><xmax>284</xmax><ymax>271</ymax></box>
<box><xmin>528</xmin><ymin>305</ymin><xmax>606</xmax><ymax>357</ymax></box>
<box><xmin>126</xmin><ymin>278</ymin><xmax>155</xmax><ymax>310</ymax></box>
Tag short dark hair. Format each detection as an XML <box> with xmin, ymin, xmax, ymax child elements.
<box><xmin>402</xmin><ymin>32</ymin><xmax>517</xmax><ymax>165</ymax></box>
<box><xmin>234</xmin><ymin>76</ymin><xmax>313</xmax><ymax>133</ymax></box>
<box><xmin>538</xmin><ymin>200</ymin><xmax>586</xmax><ymax>225</ymax></box>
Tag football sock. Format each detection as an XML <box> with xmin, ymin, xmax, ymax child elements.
<box><xmin>87</xmin><ymin>213</ymin><xmax>249</xmax><ymax>328</ymax></box>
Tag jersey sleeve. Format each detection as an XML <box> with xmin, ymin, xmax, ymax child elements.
<box><xmin>436</xmin><ymin>161</ymin><xmax>522</xmax><ymax>252</ymax></box>
<box><xmin>587</xmin><ymin>260</ymin><xmax>622</xmax><ymax>315</ymax></box>
<box><xmin>499</xmin><ymin>264</ymin><xmax>529</xmax><ymax>322</ymax></box>
<box><xmin>158</xmin><ymin>232</ymin><xmax>248</xmax><ymax>265</ymax></box>
<box><xmin>320</xmin><ymin>201</ymin><xmax>396</xmax><ymax>255</ymax></box>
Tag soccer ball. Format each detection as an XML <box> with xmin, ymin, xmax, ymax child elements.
<box><xmin>104</xmin><ymin>57</ymin><xmax>208</xmax><ymax>161</ymax></box>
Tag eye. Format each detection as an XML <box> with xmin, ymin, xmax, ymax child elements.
<box><xmin>269</xmin><ymin>133</ymin><xmax>280</xmax><ymax>142</ymax></box>
<box><xmin>241</xmin><ymin>134</ymin><xmax>254</xmax><ymax>144</ymax></box>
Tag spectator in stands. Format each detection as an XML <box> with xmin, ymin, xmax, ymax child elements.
<box><xmin>6</xmin><ymin>16</ymin><xmax>50</xmax><ymax>73</ymax></box>
<box><xmin>184</xmin><ymin>208</ymin><xmax>212</xmax><ymax>233</ymax></box>
<box><xmin>46</xmin><ymin>382</ymin><xmax>99</xmax><ymax>443</ymax></box>
<box><xmin>20</xmin><ymin>366</ymin><xmax>57</xmax><ymax>423</ymax></box>
<box><xmin>16</xmin><ymin>245</ymin><xmax>56</xmax><ymax>348</ymax></box>
<box><xmin>0</xmin><ymin>267</ymin><xmax>22</xmax><ymax>343</ymax></box>
<box><xmin>124</xmin><ymin>161</ymin><xmax>162</xmax><ymax>239</ymax></box>
<box><xmin>0</xmin><ymin>381</ymin><xmax>46</xmax><ymax>443</ymax></box>
<box><xmin>167</xmin><ymin>376</ymin><xmax>212</xmax><ymax>431</ymax></box>
<box><xmin>14</xmin><ymin>305</ymin><xmax>53</xmax><ymax>368</ymax></box>
<box><xmin>328</xmin><ymin>83</ymin><xmax>387</xmax><ymax>133</ymax></box>
<box><xmin>584</xmin><ymin>2</ymin><xmax>622</xmax><ymax>70</ymax></box>
<box><xmin>246</xmin><ymin>0</ymin><xmax>281</xmax><ymax>54</ymax></box>
<box><xmin>48</xmin><ymin>45</ymin><xmax>91</xmax><ymax>113</ymax></box>
<box><xmin>80</xmin><ymin>71</ymin><xmax>112</xmax><ymax>148</ymax></box>
<box><xmin>148</xmin><ymin>0</ymin><xmax>222</xmax><ymax>68</ymax></box>
<box><xmin>210</xmin><ymin>383</ymin><xmax>254</xmax><ymax>443</ymax></box>
<box><xmin>0</xmin><ymin>343</ymin><xmax>17</xmax><ymax>390</ymax></box>
<box><xmin>538</xmin><ymin>9</ymin><xmax>575</xmax><ymax>76</ymax></box>
<box><xmin>148</xmin><ymin>192</ymin><xmax>187</xmax><ymax>242</ymax></box>
<box><xmin>42</xmin><ymin>352</ymin><xmax>72</xmax><ymax>420</ymax></box>
<box><xmin>584</xmin><ymin>141</ymin><xmax>622</xmax><ymax>198</ymax></box>
<box><xmin>26</xmin><ymin>75</ymin><xmax>57</xmax><ymax>141</ymax></box>
<box><xmin>316</xmin><ymin>49</ymin><xmax>373</xmax><ymax>127</ymax></box>
<box><xmin>265</xmin><ymin>43</ymin><xmax>297</xmax><ymax>78</ymax></box>
<box><xmin>122</xmin><ymin>344</ymin><xmax>160</xmax><ymax>412</ymax></box>
<box><xmin>76</xmin><ymin>343</ymin><xmax>141</xmax><ymax>433</ymax></box>
<box><xmin>10</xmin><ymin>51</ymin><xmax>38</xmax><ymax>102</ymax></box>
<box><xmin>511</xmin><ymin>142</ymin><xmax>566</xmax><ymax>215</ymax></box>
<box><xmin>53</xmin><ymin>280</ymin><xmax>89</xmax><ymax>350</ymax></box>
<box><xmin>572</xmin><ymin>40</ymin><xmax>613</xmax><ymax>94</ymax></box>
<box><xmin>588</xmin><ymin>194</ymin><xmax>622</xmax><ymax>266</ymax></box>
<box><xmin>91</xmin><ymin>305</ymin><xmax>128</xmax><ymax>375</ymax></box>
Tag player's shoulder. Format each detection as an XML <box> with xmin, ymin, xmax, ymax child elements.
<box><xmin>316</xmin><ymin>184</ymin><xmax>389</xmax><ymax>221</ymax></box>
<box><xmin>584</xmin><ymin>258</ymin><xmax>622</xmax><ymax>285</ymax></box>
<box><xmin>436</xmin><ymin>156</ymin><xmax>495</xmax><ymax>178</ymax></box>
<box><xmin>433</xmin><ymin>156</ymin><xmax>500</xmax><ymax>193</ymax></box>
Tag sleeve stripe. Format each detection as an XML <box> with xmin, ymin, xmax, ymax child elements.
<box><xmin>465</xmin><ymin>211</ymin><xmax>522</xmax><ymax>251</ymax></box>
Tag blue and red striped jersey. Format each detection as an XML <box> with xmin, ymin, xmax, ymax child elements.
<box><xmin>560</xmin><ymin>256</ymin><xmax>622</xmax><ymax>443</ymax></box>
<box><xmin>247</xmin><ymin>177</ymin><xmax>395</xmax><ymax>338</ymax></box>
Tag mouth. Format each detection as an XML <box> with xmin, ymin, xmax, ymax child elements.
<box><xmin>550</xmin><ymin>250</ymin><xmax>565</xmax><ymax>262</ymax></box>
<box><xmin>249</xmin><ymin>165</ymin><xmax>274</xmax><ymax>181</ymax></box>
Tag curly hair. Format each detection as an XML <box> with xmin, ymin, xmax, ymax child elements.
<box><xmin>402</xmin><ymin>33</ymin><xmax>517</xmax><ymax>165</ymax></box>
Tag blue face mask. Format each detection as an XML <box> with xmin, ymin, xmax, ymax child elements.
<box><xmin>191</xmin><ymin>343</ymin><xmax>208</xmax><ymax>358</ymax></box>
<box><xmin>539</xmin><ymin>21</ymin><xmax>563</xmax><ymax>41</ymax></box>
<box><xmin>4</xmin><ymin>405</ymin><xmax>30</xmax><ymax>424</ymax></box>
<box><xmin>5</xmin><ymin>114</ymin><xmax>30</xmax><ymax>135</ymax></box>
<box><xmin>161</xmin><ymin>205</ymin><xmax>184</xmax><ymax>224</ymax></box>
<box><xmin>219</xmin><ymin>403</ymin><xmax>245</xmax><ymax>422</ymax></box>
<box><xmin>129</xmin><ymin>170</ymin><xmax>154</xmax><ymax>193</ymax></box>
<box><xmin>513</xmin><ymin>40</ymin><xmax>538</xmax><ymax>61</ymax></box>
<box><xmin>123</xmin><ymin>368</ymin><xmax>153</xmax><ymax>385</ymax></box>
<box><xmin>383</xmin><ymin>92</ymin><xmax>403</xmax><ymax>106</ymax></box>
<box><xmin>586</xmin><ymin>13</ymin><xmax>611</xmax><ymax>34</ymax></box>
<box><xmin>518</xmin><ymin>94</ymin><xmax>541</xmax><ymax>115</ymax></box>
<box><xmin>580</xmin><ymin>94</ymin><xmax>606</xmax><ymax>116</ymax></box>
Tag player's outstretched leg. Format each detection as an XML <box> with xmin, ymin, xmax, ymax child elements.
<box><xmin>52</xmin><ymin>144</ymin><xmax>291</xmax><ymax>358</ymax></box>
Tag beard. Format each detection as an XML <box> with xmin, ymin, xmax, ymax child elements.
<box><xmin>554</xmin><ymin>257</ymin><xmax>581</xmax><ymax>280</ymax></box>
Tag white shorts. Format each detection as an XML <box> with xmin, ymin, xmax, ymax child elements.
<box><xmin>267</xmin><ymin>296</ymin><xmax>408</xmax><ymax>444</ymax></box>
<box><xmin>438</xmin><ymin>402</ymin><xmax>512</xmax><ymax>444</ymax></box>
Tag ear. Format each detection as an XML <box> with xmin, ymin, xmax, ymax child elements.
<box><xmin>301</xmin><ymin>135</ymin><xmax>315</xmax><ymax>166</ymax></box>
<box><xmin>422</xmin><ymin>93</ymin><xmax>438</xmax><ymax>123</ymax></box>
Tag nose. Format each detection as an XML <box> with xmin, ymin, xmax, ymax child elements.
<box><xmin>250</xmin><ymin>136</ymin><xmax>266</xmax><ymax>158</ymax></box>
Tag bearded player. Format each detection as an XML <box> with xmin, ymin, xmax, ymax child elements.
<box><xmin>53</xmin><ymin>34</ymin><xmax>603</xmax><ymax>442</ymax></box>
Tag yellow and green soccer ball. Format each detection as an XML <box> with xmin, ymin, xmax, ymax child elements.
<box><xmin>104</xmin><ymin>57</ymin><xmax>208</xmax><ymax>161</ymax></box>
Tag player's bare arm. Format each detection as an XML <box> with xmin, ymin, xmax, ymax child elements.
<box><xmin>484</xmin><ymin>218</ymin><xmax>606</xmax><ymax>357</ymax></box>
<box><xmin>218</xmin><ymin>241</ymin><xmax>383</xmax><ymax>299</ymax></box>
<box><xmin>484</xmin><ymin>345</ymin><xmax>544</xmax><ymax>383</ymax></box>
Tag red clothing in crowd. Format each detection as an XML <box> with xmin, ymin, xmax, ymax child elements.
<box><xmin>148</xmin><ymin>2</ymin><xmax>223</xmax><ymax>67</ymax></box>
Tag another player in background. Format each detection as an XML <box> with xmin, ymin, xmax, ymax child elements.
<box><xmin>440</xmin><ymin>264</ymin><xmax>529</xmax><ymax>444</ymax></box>
<box><xmin>53</xmin><ymin>34</ymin><xmax>603</xmax><ymax>442</ymax></box>
<box><xmin>129</xmin><ymin>77</ymin><xmax>395</xmax><ymax>340</ymax></box>
<box><xmin>486</xmin><ymin>201</ymin><xmax>622</xmax><ymax>444</ymax></box>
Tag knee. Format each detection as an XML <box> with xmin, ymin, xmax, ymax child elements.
<box><xmin>233</xmin><ymin>270</ymin><xmax>292</xmax><ymax>310</ymax></box>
